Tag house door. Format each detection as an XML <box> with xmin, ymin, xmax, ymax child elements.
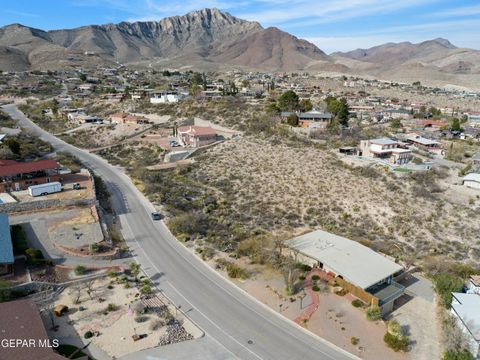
<box><xmin>46</xmin><ymin>177</ymin><xmax>51</xmax><ymax>183</ymax></box>
<box><xmin>14</xmin><ymin>183</ymin><xmax>20</xmax><ymax>191</ymax></box>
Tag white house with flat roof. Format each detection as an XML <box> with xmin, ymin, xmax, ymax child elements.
<box><xmin>286</xmin><ymin>230</ymin><xmax>404</xmax><ymax>314</ymax></box>
<box><xmin>451</xmin><ymin>292</ymin><xmax>480</xmax><ymax>359</ymax></box>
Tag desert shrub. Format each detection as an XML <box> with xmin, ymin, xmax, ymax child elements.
<box><xmin>140</xmin><ymin>284</ymin><xmax>153</xmax><ymax>295</ymax></box>
<box><xmin>384</xmin><ymin>332</ymin><xmax>409</xmax><ymax>352</ymax></box>
<box><xmin>106</xmin><ymin>303</ymin><xmax>118</xmax><ymax>312</ymax></box>
<box><xmin>74</xmin><ymin>265</ymin><xmax>87</xmax><ymax>276</ymax></box>
<box><xmin>433</xmin><ymin>273</ymin><xmax>464</xmax><ymax>308</ymax></box>
<box><xmin>135</xmin><ymin>315</ymin><xmax>149</xmax><ymax>323</ymax></box>
<box><xmin>84</xmin><ymin>331</ymin><xmax>93</xmax><ymax>339</ymax></box>
<box><xmin>442</xmin><ymin>350</ymin><xmax>475</xmax><ymax>360</ymax></box>
<box><xmin>351</xmin><ymin>299</ymin><xmax>363</xmax><ymax>308</ymax></box>
<box><xmin>226</xmin><ymin>264</ymin><xmax>248</xmax><ymax>280</ymax></box>
<box><xmin>298</xmin><ymin>275</ymin><xmax>306</xmax><ymax>281</ymax></box>
<box><xmin>366</xmin><ymin>306</ymin><xmax>382</xmax><ymax>321</ymax></box>
<box><xmin>107</xmin><ymin>269</ymin><xmax>118</xmax><ymax>278</ymax></box>
<box><xmin>89</xmin><ymin>243</ymin><xmax>100</xmax><ymax>253</ymax></box>
<box><xmin>351</xmin><ymin>337</ymin><xmax>360</xmax><ymax>345</ymax></box>
<box><xmin>25</xmin><ymin>248</ymin><xmax>45</xmax><ymax>265</ymax></box>
<box><xmin>388</xmin><ymin>320</ymin><xmax>403</xmax><ymax>338</ymax></box>
<box><xmin>168</xmin><ymin>211</ymin><xmax>209</xmax><ymax>238</ymax></box>
<box><xmin>296</xmin><ymin>263</ymin><xmax>312</xmax><ymax>272</ymax></box>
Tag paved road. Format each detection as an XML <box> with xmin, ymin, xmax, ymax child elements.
<box><xmin>3</xmin><ymin>103</ymin><xmax>358</xmax><ymax>360</ymax></box>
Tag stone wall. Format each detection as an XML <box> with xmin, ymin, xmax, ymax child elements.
<box><xmin>0</xmin><ymin>198</ymin><xmax>96</xmax><ymax>214</ymax></box>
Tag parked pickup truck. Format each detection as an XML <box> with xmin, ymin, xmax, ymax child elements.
<box><xmin>28</xmin><ymin>182</ymin><xmax>62</xmax><ymax>197</ymax></box>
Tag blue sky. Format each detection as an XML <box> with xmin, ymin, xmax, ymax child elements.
<box><xmin>1</xmin><ymin>0</ymin><xmax>480</xmax><ymax>53</ymax></box>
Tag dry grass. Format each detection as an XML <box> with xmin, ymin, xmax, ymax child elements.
<box><xmin>187</xmin><ymin>136</ymin><xmax>480</xmax><ymax>262</ymax></box>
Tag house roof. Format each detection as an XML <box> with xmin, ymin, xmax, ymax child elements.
<box><xmin>0</xmin><ymin>160</ymin><xmax>60</xmax><ymax>177</ymax></box>
<box><xmin>178</xmin><ymin>126</ymin><xmax>216</xmax><ymax>136</ymax></box>
<box><xmin>0</xmin><ymin>300</ymin><xmax>67</xmax><ymax>360</ymax></box>
<box><xmin>0</xmin><ymin>213</ymin><xmax>14</xmax><ymax>264</ymax></box>
<box><xmin>298</xmin><ymin>111</ymin><xmax>332</xmax><ymax>120</ymax></box>
<box><xmin>407</xmin><ymin>136</ymin><xmax>440</xmax><ymax>146</ymax></box>
<box><xmin>286</xmin><ymin>230</ymin><xmax>402</xmax><ymax>290</ymax></box>
<box><xmin>463</xmin><ymin>173</ymin><xmax>480</xmax><ymax>184</ymax></box>
<box><xmin>451</xmin><ymin>293</ymin><xmax>480</xmax><ymax>341</ymax></box>
<box><xmin>369</xmin><ymin>138</ymin><xmax>398</xmax><ymax>146</ymax></box>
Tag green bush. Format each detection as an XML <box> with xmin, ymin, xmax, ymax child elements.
<box><xmin>106</xmin><ymin>303</ymin><xmax>118</xmax><ymax>312</ymax></box>
<box><xmin>84</xmin><ymin>331</ymin><xmax>93</xmax><ymax>339</ymax></box>
<box><xmin>89</xmin><ymin>243</ymin><xmax>100</xmax><ymax>253</ymax></box>
<box><xmin>351</xmin><ymin>299</ymin><xmax>363</xmax><ymax>308</ymax></box>
<box><xmin>311</xmin><ymin>275</ymin><xmax>320</xmax><ymax>281</ymax></box>
<box><xmin>312</xmin><ymin>285</ymin><xmax>320</xmax><ymax>292</ymax></box>
<box><xmin>140</xmin><ymin>284</ymin><xmax>152</xmax><ymax>295</ymax></box>
<box><xmin>387</xmin><ymin>320</ymin><xmax>403</xmax><ymax>338</ymax></box>
<box><xmin>298</xmin><ymin>275</ymin><xmax>306</xmax><ymax>281</ymax></box>
<box><xmin>383</xmin><ymin>332</ymin><xmax>409</xmax><ymax>352</ymax></box>
<box><xmin>74</xmin><ymin>265</ymin><xmax>87</xmax><ymax>276</ymax></box>
<box><xmin>366</xmin><ymin>306</ymin><xmax>382</xmax><ymax>321</ymax></box>
<box><xmin>433</xmin><ymin>273</ymin><xmax>464</xmax><ymax>308</ymax></box>
<box><xmin>295</xmin><ymin>263</ymin><xmax>312</xmax><ymax>272</ymax></box>
<box><xmin>25</xmin><ymin>248</ymin><xmax>45</xmax><ymax>265</ymax></box>
<box><xmin>442</xmin><ymin>350</ymin><xmax>475</xmax><ymax>360</ymax></box>
<box><xmin>107</xmin><ymin>269</ymin><xmax>118</xmax><ymax>278</ymax></box>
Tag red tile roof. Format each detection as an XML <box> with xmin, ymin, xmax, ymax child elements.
<box><xmin>0</xmin><ymin>160</ymin><xmax>60</xmax><ymax>177</ymax></box>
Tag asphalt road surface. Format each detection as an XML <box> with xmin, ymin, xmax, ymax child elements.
<box><xmin>2</xmin><ymin>103</ymin><xmax>359</xmax><ymax>360</ymax></box>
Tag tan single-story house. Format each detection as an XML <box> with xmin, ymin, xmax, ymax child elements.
<box><xmin>177</xmin><ymin>126</ymin><xmax>217</xmax><ymax>147</ymax></box>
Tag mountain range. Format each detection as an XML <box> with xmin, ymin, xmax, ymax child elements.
<box><xmin>1</xmin><ymin>8</ymin><xmax>480</xmax><ymax>88</ymax></box>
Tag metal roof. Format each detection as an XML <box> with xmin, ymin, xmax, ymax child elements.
<box><xmin>369</xmin><ymin>137</ymin><xmax>398</xmax><ymax>146</ymax></box>
<box><xmin>451</xmin><ymin>293</ymin><xmax>480</xmax><ymax>341</ymax></box>
<box><xmin>463</xmin><ymin>173</ymin><xmax>480</xmax><ymax>183</ymax></box>
<box><xmin>0</xmin><ymin>213</ymin><xmax>13</xmax><ymax>264</ymax></box>
<box><xmin>286</xmin><ymin>230</ymin><xmax>402</xmax><ymax>289</ymax></box>
<box><xmin>407</xmin><ymin>136</ymin><xmax>440</xmax><ymax>146</ymax></box>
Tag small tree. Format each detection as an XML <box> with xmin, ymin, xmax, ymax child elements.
<box><xmin>140</xmin><ymin>284</ymin><xmax>152</xmax><ymax>295</ymax></box>
<box><xmin>277</xmin><ymin>90</ymin><xmax>299</xmax><ymax>111</ymax></box>
<box><xmin>69</xmin><ymin>285</ymin><xmax>82</xmax><ymax>304</ymax></box>
<box><xmin>285</xmin><ymin>114</ymin><xmax>299</xmax><ymax>126</ymax></box>
<box><xmin>129</xmin><ymin>262</ymin><xmax>141</xmax><ymax>282</ymax></box>
<box><xmin>74</xmin><ymin>265</ymin><xmax>87</xmax><ymax>276</ymax></box>
<box><xmin>366</xmin><ymin>305</ymin><xmax>382</xmax><ymax>321</ymax></box>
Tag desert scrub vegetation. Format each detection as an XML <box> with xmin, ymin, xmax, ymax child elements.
<box><xmin>97</xmin><ymin>142</ymin><xmax>164</xmax><ymax>169</ymax></box>
<box><xmin>0</xmin><ymin>131</ymin><xmax>52</xmax><ymax>161</ymax></box>
<box><xmin>18</xmin><ymin>100</ymin><xmax>73</xmax><ymax>133</ymax></box>
<box><xmin>0</xmin><ymin>110</ymin><xmax>18</xmax><ymax>128</ymax></box>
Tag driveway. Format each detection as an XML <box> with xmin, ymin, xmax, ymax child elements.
<box><xmin>9</xmin><ymin>211</ymin><xmax>130</xmax><ymax>268</ymax></box>
<box><xmin>391</xmin><ymin>273</ymin><xmax>440</xmax><ymax>360</ymax></box>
